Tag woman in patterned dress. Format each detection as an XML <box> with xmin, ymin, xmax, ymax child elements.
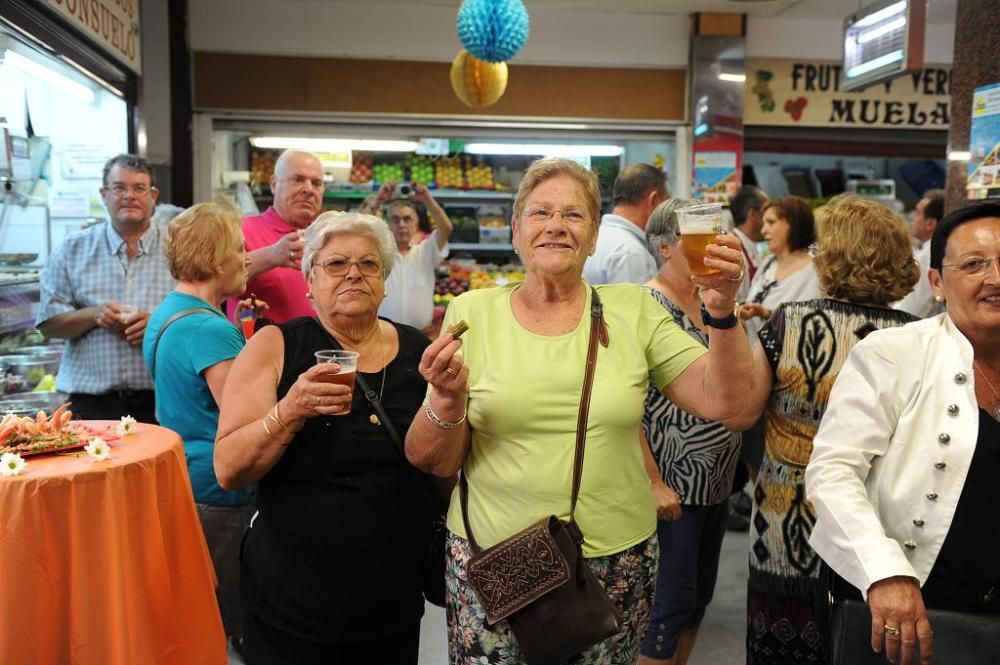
<box><xmin>729</xmin><ymin>197</ymin><xmax>920</xmax><ymax>665</ymax></box>
<box><xmin>638</xmin><ymin>200</ymin><xmax>743</xmax><ymax>665</ymax></box>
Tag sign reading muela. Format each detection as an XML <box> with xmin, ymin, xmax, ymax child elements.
<box><xmin>745</xmin><ymin>59</ymin><xmax>950</xmax><ymax>130</ymax></box>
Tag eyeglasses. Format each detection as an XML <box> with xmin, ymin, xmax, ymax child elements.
<box><xmin>107</xmin><ymin>184</ymin><xmax>156</xmax><ymax>198</ymax></box>
<box><xmin>522</xmin><ymin>206</ymin><xmax>590</xmax><ymax>225</ymax></box>
<box><xmin>942</xmin><ymin>256</ymin><xmax>1000</xmax><ymax>277</ymax></box>
<box><xmin>315</xmin><ymin>256</ymin><xmax>382</xmax><ymax>277</ymax></box>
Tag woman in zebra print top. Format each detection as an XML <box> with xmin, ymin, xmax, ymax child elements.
<box><xmin>638</xmin><ymin>200</ymin><xmax>743</xmax><ymax>665</ymax></box>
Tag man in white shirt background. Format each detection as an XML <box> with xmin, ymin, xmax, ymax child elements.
<box><xmin>729</xmin><ymin>185</ymin><xmax>768</xmax><ymax>302</ymax></box>
<box><xmin>378</xmin><ymin>183</ymin><xmax>454</xmax><ymax>335</ymax></box>
<box><xmin>583</xmin><ymin>163</ymin><xmax>667</xmax><ymax>285</ymax></box>
<box><xmin>895</xmin><ymin>188</ymin><xmax>945</xmax><ymax>318</ymax></box>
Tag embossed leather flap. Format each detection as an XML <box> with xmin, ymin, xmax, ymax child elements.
<box><xmin>467</xmin><ymin>516</ymin><xmax>572</xmax><ymax>625</ymax></box>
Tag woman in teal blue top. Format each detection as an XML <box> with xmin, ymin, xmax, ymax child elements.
<box><xmin>143</xmin><ymin>202</ymin><xmax>255</xmax><ymax>649</ymax></box>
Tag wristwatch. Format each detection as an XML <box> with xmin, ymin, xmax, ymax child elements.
<box><xmin>700</xmin><ymin>305</ymin><xmax>739</xmax><ymax>330</ymax></box>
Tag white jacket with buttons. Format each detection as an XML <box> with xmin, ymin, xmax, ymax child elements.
<box><xmin>805</xmin><ymin>313</ymin><xmax>980</xmax><ymax>597</ymax></box>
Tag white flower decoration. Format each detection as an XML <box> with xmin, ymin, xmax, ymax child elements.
<box><xmin>0</xmin><ymin>452</ymin><xmax>27</xmax><ymax>476</ymax></box>
<box><xmin>84</xmin><ymin>437</ymin><xmax>111</xmax><ymax>461</ymax></box>
<box><xmin>116</xmin><ymin>415</ymin><xmax>138</xmax><ymax>437</ymax></box>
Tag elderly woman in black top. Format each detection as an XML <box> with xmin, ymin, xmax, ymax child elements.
<box><xmin>215</xmin><ymin>211</ymin><xmax>434</xmax><ymax>665</ymax></box>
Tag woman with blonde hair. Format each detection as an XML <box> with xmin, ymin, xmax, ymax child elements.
<box><xmin>143</xmin><ymin>202</ymin><xmax>254</xmax><ymax>647</ymax></box>
<box><xmin>405</xmin><ymin>158</ymin><xmax>754</xmax><ymax>664</ymax></box>
<box><xmin>727</xmin><ymin>196</ymin><xmax>920</xmax><ymax>665</ymax></box>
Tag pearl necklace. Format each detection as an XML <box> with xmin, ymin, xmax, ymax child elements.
<box><xmin>368</xmin><ymin>321</ymin><xmax>388</xmax><ymax>426</ymax></box>
<box><xmin>974</xmin><ymin>361</ymin><xmax>1000</xmax><ymax>422</ymax></box>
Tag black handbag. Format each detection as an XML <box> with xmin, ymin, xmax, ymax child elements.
<box><xmin>459</xmin><ymin>288</ymin><xmax>623</xmax><ymax>665</ymax></box>
<box><xmin>829</xmin><ymin>597</ymin><xmax>1000</xmax><ymax>665</ymax></box>
<box><xmin>314</xmin><ymin>319</ymin><xmax>448</xmax><ymax>607</ymax></box>
<box><xmin>825</xmin><ymin>563</ymin><xmax>1000</xmax><ymax>665</ymax></box>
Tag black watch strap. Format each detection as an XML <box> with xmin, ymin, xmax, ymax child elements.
<box><xmin>700</xmin><ymin>306</ymin><xmax>739</xmax><ymax>330</ymax></box>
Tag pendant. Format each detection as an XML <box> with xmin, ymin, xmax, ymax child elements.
<box><xmin>993</xmin><ymin>404</ymin><xmax>1000</xmax><ymax>422</ymax></box>
<box><xmin>369</xmin><ymin>414</ymin><xmax>381</xmax><ymax>426</ymax></box>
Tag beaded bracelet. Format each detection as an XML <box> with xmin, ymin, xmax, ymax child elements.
<box><xmin>424</xmin><ymin>402</ymin><xmax>467</xmax><ymax>430</ymax></box>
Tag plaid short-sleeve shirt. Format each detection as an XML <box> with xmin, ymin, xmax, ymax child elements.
<box><xmin>37</xmin><ymin>222</ymin><xmax>176</xmax><ymax>394</ymax></box>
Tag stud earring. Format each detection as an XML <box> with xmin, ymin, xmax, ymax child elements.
<box><xmin>935</xmin><ymin>295</ymin><xmax>944</xmax><ymax>302</ymax></box>
<box><xmin>306</xmin><ymin>291</ymin><xmax>313</xmax><ymax>299</ymax></box>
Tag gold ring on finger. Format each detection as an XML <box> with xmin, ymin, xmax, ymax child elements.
<box><xmin>445</xmin><ymin>367</ymin><xmax>457</xmax><ymax>377</ymax></box>
<box><xmin>883</xmin><ymin>624</ymin><xmax>901</xmax><ymax>637</ymax></box>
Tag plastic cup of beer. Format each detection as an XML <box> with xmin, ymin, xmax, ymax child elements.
<box><xmin>676</xmin><ymin>203</ymin><xmax>724</xmax><ymax>276</ymax></box>
<box><xmin>117</xmin><ymin>305</ymin><xmax>138</xmax><ymax>339</ymax></box>
<box><xmin>314</xmin><ymin>350</ymin><xmax>360</xmax><ymax>415</ymax></box>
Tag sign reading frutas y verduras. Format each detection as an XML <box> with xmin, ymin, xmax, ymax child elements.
<box><xmin>44</xmin><ymin>0</ymin><xmax>141</xmax><ymax>74</ymax></box>
<box><xmin>745</xmin><ymin>59</ymin><xmax>950</xmax><ymax>130</ymax></box>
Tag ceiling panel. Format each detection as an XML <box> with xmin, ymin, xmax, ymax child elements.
<box><xmin>304</xmin><ymin>0</ymin><xmax>957</xmax><ymax>24</ymax></box>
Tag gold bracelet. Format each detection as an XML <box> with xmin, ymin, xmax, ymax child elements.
<box><xmin>262</xmin><ymin>417</ymin><xmax>273</xmax><ymax>436</ymax></box>
<box><xmin>424</xmin><ymin>402</ymin><xmax>467</xmax><ymax>430</ymax></box>
<box><xmin>270</xmin><ymin>403</ymin><xmax>295</xmax><ymax>432</ymax></box>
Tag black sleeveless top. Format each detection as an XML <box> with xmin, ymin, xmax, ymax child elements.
<box><xmin>241</xmin><ymin>317</ymin><xmax>432</xmax><ymax>642</ymax></box>
<box><xmin>923</xmin><ymin>409</ymin><xmax>1000</xmax><ymax>612</ymax></box>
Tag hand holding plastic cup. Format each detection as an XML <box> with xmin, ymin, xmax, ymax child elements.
<box><xmin>314</xmin><ymin>350</ymin><xmax>360</xmax><ymax>415</ymax></box>
<box><xmin>117</xmin><ymin>305</ymin><xmax>138</xmax><ymax>339</ymax></box>
<box><xmin>676</xmin><ymin>203</ymin><xmax>724</xmax><ymax>276</ymax></box>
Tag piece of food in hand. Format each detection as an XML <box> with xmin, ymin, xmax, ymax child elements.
<box><xmin>447</xmin><ymin>320</ymin><xmax>470</xmax><ymax>339</ymax></box>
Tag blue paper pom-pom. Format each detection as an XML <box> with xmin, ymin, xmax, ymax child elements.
<box><xmin>456</xmin><ymin>0</ymin><xmax>530</xmax><ymax>64</ymax></box>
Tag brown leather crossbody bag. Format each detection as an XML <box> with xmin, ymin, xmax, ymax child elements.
<box><xmin>459</xmin><ymin>288</ymin><xmax>623</xmax><ymax>665</ymax></box>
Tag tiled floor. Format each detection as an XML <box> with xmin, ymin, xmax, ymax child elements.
<box><xmin>229</xmin><ymin>530</ymin><xmax>748</xmax><ymax>664</ymax></box>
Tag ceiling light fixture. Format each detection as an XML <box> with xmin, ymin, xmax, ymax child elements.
<box><xmin>853</xmin><ymin>0</ymin><xmax>907</xmax><ymax>28</ymax></box>
<box><xmin>464</xmin><ymin>142</ymin><xmax>624</xmax><ymax>157</ymax></box>
<box><xmin>718</xmin><ymin>73</ymin><xmax>746</xmax><ymax>83</ymax></box>
<box><xmin>249</xmin><ymin>137</ymin><xmax>419</xmax><ymax>152</ymax></box>
<box><xmin>947</xmin><ymin>151</ymin><xmax>971</xmax><ymax>161</ymax></box>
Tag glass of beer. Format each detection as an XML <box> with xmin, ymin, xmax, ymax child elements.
<box><xmin>676</xmin><ymin>203</ymin><xmax>724</xmax><ymax>276</ymax></box>
<box><xmin>314</xmin><ymin>350</ymin><xmax>360</xmax><ymax>415</ymax></box>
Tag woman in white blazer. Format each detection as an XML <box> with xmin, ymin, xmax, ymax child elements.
<box><xmin>806</xmin><ymin>201</ymin><xmax>1000</xmax><ymax>665</ymax></box>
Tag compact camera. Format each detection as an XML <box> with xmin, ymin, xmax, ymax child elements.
<box><xmin>394</xmin><ymin>183</ymin><xmax>412</xmax><ymax>198</ymax></box>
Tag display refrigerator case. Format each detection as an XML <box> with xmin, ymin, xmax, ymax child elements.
<box><xmin>0</xmin><ymin>263</ymin><xmax>66</xmax><ymax>415</ymax></box>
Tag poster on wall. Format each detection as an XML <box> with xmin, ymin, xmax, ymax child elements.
<box><xmin>692</xmin><ymin>141</ymin><xmax>740</xmax><ymax>204</ymax></box>
<box><xmin>744</xmin><ymin>59</ymin><xmax>951</xmax><ymax>130</ymax></box>
<box><xmin>967</xmin><ymin>82</ymin><xmax>1000</xmax><ymax>199</ymax></box>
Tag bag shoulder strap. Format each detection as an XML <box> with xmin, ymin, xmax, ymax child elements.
<box><xmin>149</xmin><ymin>307</ymin><xmax>219</xmax><ymax>378</ymax></box>
<box><xmin>311</xmin><ymin>318</ymin><xmax>443</xmax><ymax>514</ymax></box>
<box><xmin>461</xmin><ymin>286</ymin><xmax>608</xmax><ymax>553</ymax></box>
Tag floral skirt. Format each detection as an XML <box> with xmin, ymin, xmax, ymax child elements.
<box><xmin>445</xmin><ymin>529</ymin><xmax>658</xmax><ymax>665</ymax></box>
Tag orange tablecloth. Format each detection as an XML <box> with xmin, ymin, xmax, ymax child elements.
<box><xmin>0</xmin><ymin>422</ymin><xmax>226</xmax><ymax>665</ymax></box>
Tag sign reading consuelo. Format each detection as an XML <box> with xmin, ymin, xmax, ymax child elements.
<box><xmin>44</xmin><ymin>0</ymin><xmax>142</xmax><ymax>74</ymax></box>
<box><xmin>745</xmin><ymin>59</ymin><xmax>950</xmax><ymax>130</ymax></box>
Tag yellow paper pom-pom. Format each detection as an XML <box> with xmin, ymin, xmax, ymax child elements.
<box><xmin>450</xmin><ymin>49</ymin><xmax>508</xmax><ymax>108</ymax></box>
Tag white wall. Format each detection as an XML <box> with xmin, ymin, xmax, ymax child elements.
<box><xmin>189</xmin><ymin>2</ymin><xmax>955</xmax><ymax>68</ymax></box>
<box><xmin>747</xmin><ymin>17</ymin><xmax>955</xmax><ymax>64</ymax></box>
<box><xmin>188</xmin><ymin>0</ymin><xmax>690</xmax><ymax>68</ymax></box>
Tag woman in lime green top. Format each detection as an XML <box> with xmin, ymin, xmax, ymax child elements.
<box><xmin>405</xmin><ymin>158</ymin><xmax>754</xmax><ymax>664</ymax></box>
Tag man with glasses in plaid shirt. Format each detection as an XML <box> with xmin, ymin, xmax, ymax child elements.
<box><xmin>36</xmin><ymin>153</ymin><xmax>175</xmax><ymax>423</ymax></box>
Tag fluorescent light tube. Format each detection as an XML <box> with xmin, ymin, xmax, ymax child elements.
<box><xmin>249</xmin><ymin>137</ymin><xmax>419</xmax><ymax>152</ymax></box>
<box><xmin>854</xmin><ymin>1</ymin><xmax>907</xmax><ymax>28</ymax></box>
<box><xmin>846</xmin><ymin>49</ymin><xmax>904</xmax><ymax>79</ymax></box>
<box><xmin>463</xmin><ymin>143</ymin><xmax>624</xmax><ymax>157</ymax></box>
<box><xmin>948</xmin><ymin>151</ymin><xmax>971</xmax><ymax>161</ymax></box>
<box><xmin>857</xmin><ymin>17</ymin><xmax>907</xmax><ymax>44</ymax></box>
<box><xmin>718</xmin><ymin>73</ymin><xmax>746</xmax><ymax>83</ymax></box>
<box><xmin>4</xmin><ymin>50</ymin><xmax>94</xmax><ymax>103</ymax></box>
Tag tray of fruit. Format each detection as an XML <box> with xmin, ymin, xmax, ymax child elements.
<box><xmin>0</xmin><ymin>404</ymin><xmax>105</xmax><ymax>457</ymax></box>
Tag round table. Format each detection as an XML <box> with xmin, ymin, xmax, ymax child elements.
<box><xmin>0</xmin><ymin>422</ymin><xmax>227</xmax><ymax>665</ymax></box>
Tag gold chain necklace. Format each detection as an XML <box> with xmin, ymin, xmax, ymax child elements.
<box><xmin>974</xmin><ymin>361</ymin><xmax>1000</xmax><ymax>422</ymax></box>
<box><xmin>368</xmin><ymin>321</ymin><xmax>388</xmax><ymax>426</ymax></box>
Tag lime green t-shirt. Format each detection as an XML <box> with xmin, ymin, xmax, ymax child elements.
<box><xmin>441</xmin><ymin>282</ymin><xmax>708</xmax><ymax>557</ymax></box>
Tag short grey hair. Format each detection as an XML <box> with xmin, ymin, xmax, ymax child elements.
<box><xmin>646</xmin><ymin>198</ymin><xmax>699</xmax><ymax>252</ymax></box>
<box><xmin>302</xmin><ymin>211</ymin><xmax>397</xmax><ymax>279</ymax></box>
